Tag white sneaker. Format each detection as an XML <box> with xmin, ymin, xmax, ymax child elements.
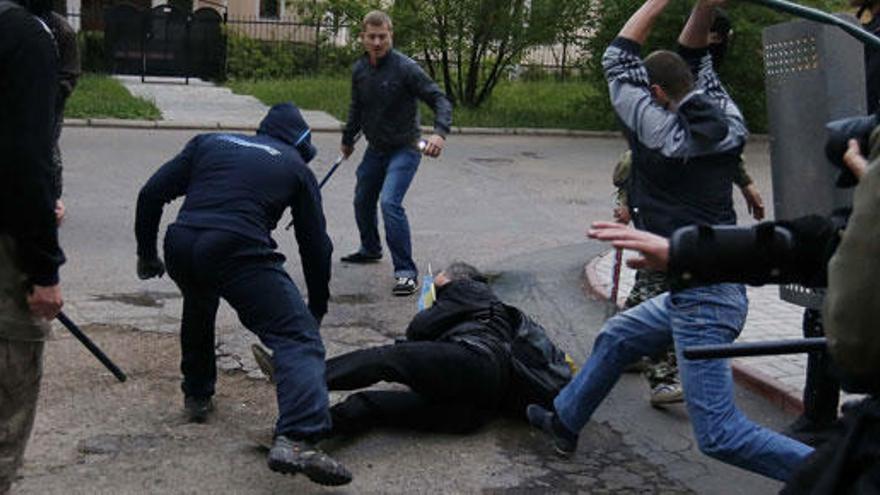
<box><xmin>650</xmin><ymin>382</ymin><xmax>684</xmax><ymax>406</ymax></box>
<box><xmin>392</xmin><ymin>277</ymin><xmax>418</xmax><ymax>296</ymax></box>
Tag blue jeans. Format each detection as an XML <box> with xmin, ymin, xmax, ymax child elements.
<box><xmin>553</xmin><ymin>284</ymin><xmax>814</xmax><ymax>481</ymax></box>
<box><xmin>353</xmin><ymin>146</ymin><xmax>421</xmax><ymax>278</ymax></box>
<box><xmin>164</xmin><ymin>225</ymin><xmax>331</xmax><ymax>440</ymax></box>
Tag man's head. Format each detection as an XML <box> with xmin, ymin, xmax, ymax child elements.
<box><xmin>644</xmin><ymin>50</ymin><xmax>694</xmax><ymax>109</ymax></box>
<box><xmin>361</xmin><ymin>10</ymin><xmax>393</xmax><ymax>63</ymax></box>
<box><xmin>434</xmin><ymin>262</ymin><xmax>488</xmax><ymax>287</ymax></box>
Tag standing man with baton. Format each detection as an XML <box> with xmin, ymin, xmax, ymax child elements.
<box><xmin>0</xmin><ymin>0</ymin><xmax>65</xmax><ymax>492</ymax></box>
<box><xmin>340</xmin><ymin>10</ymin><xmax>453</xmax><ymax>296</ymax></box>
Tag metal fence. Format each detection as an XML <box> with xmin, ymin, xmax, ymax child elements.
<box><xmin>67</xmin><ymin>6</ymin><xmax>589</xmax><ymax>79</ymax></box>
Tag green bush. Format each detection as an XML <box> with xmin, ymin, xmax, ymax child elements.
<box><xmin>78</xmin><ymin>30</ymin><xmax>107</xmax><ymax>73</ymax></box>
<box><xmin>225</xmin><ymin>33</ymin><xmax>358</xmax><ymax>80</ymax></box>
<box><xmin>580</xmin><ymin>1</ymin><xmax>849</xmax><ymax>133</ymax></box>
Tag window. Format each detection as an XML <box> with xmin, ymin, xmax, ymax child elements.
<box><xmin>259</xmin><ymin>0</ymin><xmax>279</xmax><ymax>19</ymax></box>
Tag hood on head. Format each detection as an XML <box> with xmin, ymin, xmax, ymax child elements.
<box><xmin>257</xmin><ymin>102</ymin><xmax>317</xmax><ymax>163</ymax></box>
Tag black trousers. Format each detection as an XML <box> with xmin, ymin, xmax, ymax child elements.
<box><xmin>802</xmin><ymin>308</ymin><xmax>841</xmax><ymax>426</ymax></box>
<box><xmin>326</xmin><ymin>341</ymin><xmax>509</xmax><ymax>436</ymax></box>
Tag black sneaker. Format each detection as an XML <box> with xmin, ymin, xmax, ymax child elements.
<box><xmin>267</xmin><ymin>435</ymin><xmax>353</xmax><ymax>486</ymax></box>
<box><xmin>526</xmin><ymin>404</ymin><xmax>579</xmax><ymax>457</ymax></box>
<box><xmin>184</xmin><ymin>396</ymin><xmax>214</xmax><ymax>423</ymax></box>
<box><xmin>340</xmin><ymin>251</ymin><xmax>382</xmax><ymax>264</ymax></box>
<box><xmin>251</xmin><ymin>344</ymin><xmax>275</xmax><ymax>383</ymax></box>
<box><xmin>392</xmin><ymin>276</ymin><xmax>418</xmax><ymax>296</ymax></box>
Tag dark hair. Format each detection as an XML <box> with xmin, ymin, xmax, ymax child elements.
<box><xmin>644</xmin><ymin>50</ymin><xmax>694</xmax><ymax>102</ymax></box>
<box><xmin>711</xmin><ymin>8</ymin><xmax>732</xmax><ymax>39</ymax></box>
<box><xmin>442</xmin><ymin>262</ymin><xmax>488</xmax><ymax>284</ymax></box>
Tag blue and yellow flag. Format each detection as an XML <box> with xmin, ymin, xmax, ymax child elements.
<box><xmin>417</xmin><ymin>263</ymin><xmax>437</xmax><ymax>311</ymax></box>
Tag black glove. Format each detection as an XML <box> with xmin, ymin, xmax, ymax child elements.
<box><xmin>137</xmin><ymin>257</ymin><xmax>166</xmax><ymax>280</ymax></box>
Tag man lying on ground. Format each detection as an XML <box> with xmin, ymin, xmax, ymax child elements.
<box><xmin>255</xmin><ymin>262</ymin><xmax>572</xmax><ymax>437</ymax></box>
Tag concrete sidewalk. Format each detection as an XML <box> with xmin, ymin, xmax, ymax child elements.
<box><xmin>586</xmin><ymin>249</ymin><xmax>836</xmax><ymax>414</ymax></box>
<box><xmin>114</xmin><ymin>75</ymin><xmax>342</xmax><ymax>129</ymax></box>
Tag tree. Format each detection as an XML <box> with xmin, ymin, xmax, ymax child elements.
<box><xmin>390</xmin><ymin>0</ymin><xmax>591</xmax><ymax>108</ymax></box>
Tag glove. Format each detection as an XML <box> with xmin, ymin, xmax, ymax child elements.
<box><xmin>137</xmin><ymin>257</ymin><xmax>166</xmax><ymax>280</ymax></box>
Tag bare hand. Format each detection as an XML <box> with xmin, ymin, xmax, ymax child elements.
<box><xmin>739</xmin><ymin>183</ymin><xmax>765</xmax><ymax>221</ymax></box>
<box><xmin>423</xmin><ymin>134</ymin><xmax>445</xmax><ymax>158</ymax></box>
<box><xmin>27</xmin><ymin>284</ymin><xmax>63</xmax><ymax>320</ymax></box>
<box><xmin>340</xmin><ymin>143</ymin><xmax>354</xmax><ymax>159</ymax></box>
<box><xmin>55</xmin><ymin>199</ymin><xmax>66</xmax><ymax>226</ymax></box>
<box><xmin>843</xmin><ymin>138</ymin><xmax>868</xmax><ymax>181</ymax></box>
<box><xmin>587</xmin><ymin>221</ymin><xmax>670</xmax><ymax>271</ymax></box>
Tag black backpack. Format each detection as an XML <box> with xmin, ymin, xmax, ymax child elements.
<box><xmin>501</xmin><ymin>304</ymin><xmax>573</xmax><ymax>414</ymax></box>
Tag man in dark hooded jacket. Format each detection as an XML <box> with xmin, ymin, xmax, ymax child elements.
<box><xmin>324</xmin><ymin>262</ymin><xmax>517</xmax><ymax>436</ymax></box>
<box><xmin>134</xmin><ymin>103</ymin><xmax>351</xmax><ymax>486</ymax></box>
<box><xmin>253</xmin><ymin>261</ymin><xmax>570</xmax><ymax>436</ymax></box>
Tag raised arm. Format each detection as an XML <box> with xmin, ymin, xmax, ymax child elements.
<box><xmin>618</xmin><ymin>0</ymin><xmax>672</xmax><ymax>44</ymax></box>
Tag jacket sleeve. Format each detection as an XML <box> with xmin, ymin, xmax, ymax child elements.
<box><xmin>342</xmin><ymin>65</ymin><xmax>363</xmax><ymax>146</ymax></box>
<box><xmin>54</xmin><ymin>13</ymin><xmax>81</xmax><ymax>101</ymax></box>
<box><xmin>408</xmin><ymin>61</ymin><xmax>452</xmax><ymax>138</ymax></box>
<box><xmin>4</xmin><ymin>13</ymin><xmax>64</xmax><ymax>286</ymax></box>
<box><xmin>135</xmin><ymin>137</ymin><xmax>199</xmax><ymax>259</ymax></box>
<box><xmin>405</xmin><ymin>297</ymin><xmax>468</xmax><ymax>341</ymax></box>
<box><xmin>290</xmin><ymin>167</ymin><xmax>333</xmax><ymax>321</ymax></box>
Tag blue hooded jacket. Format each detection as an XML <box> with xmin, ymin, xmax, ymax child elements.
<box><xmin>135</xmin><ymin>102</ymin><xmax>332</xmax><ymax>315</ymax></box>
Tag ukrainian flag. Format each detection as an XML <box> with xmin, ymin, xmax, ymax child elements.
<box><xmin>418</xmin><ymin>264</ymin><xmax>437</xmax><ymax>311</ymax></box>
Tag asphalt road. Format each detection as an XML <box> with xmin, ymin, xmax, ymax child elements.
<box><xmin>15</xmin><ymin>128</ymin><xmax>788</xmax><ymax>494</ymax></box>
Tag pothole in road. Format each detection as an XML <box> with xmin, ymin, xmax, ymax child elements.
<box><xmin>92</xmin><ymin>291</ymin><xmax>181</xmax><ymax>308</ymax></box>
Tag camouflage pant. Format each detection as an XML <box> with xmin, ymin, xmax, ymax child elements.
<box><xmin>624</xmin><ymin>270</ymin><xmax>678</xmax><ymax>388</ymax></box>
<box><xmin>0</xmin><ymin>339</ymin><xmax>43</xmax><ymax>494</ymax></box>
<box><xmin>0</xmin><ymin>234</ymin><xmax>49</xmax><ymax>494</ymax></box>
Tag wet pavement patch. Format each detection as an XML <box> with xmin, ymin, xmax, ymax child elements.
<box><xmin>92</xmin><ymin>291</ymin><xmax>181</xmax><ymax>308</ymax></box>
<box><xmin>331</xmin><ymin>293</ymin><xmax>380</xmax><ymax>305</ymax></box>
<box><xmin>78</xmin><ymin>433</ymin><xmax>162</xmax><ymax>456</ymax></box>
<box><xmin>469</xmin><ymin>157</ymin><xmax>515</xmax><ymax>165</ymax></box>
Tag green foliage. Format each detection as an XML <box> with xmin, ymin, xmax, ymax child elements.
<box><xmin>389</xmin><ymin>0</ymin><xmax>592</xmax><ymax>108</ymax></box>
<box><xmin>580</xmin><ymin>0</ymin><xmax>850</xmax><ymax>133</ymax></box>
<box><xmin>229</xmin><ymin>76</ymin><xmax>609</xmax><ymax>130</ymax></box>
<box><xmin>225</xmin><ymin>33</ymin><xmax>358</xmax><ymax>79</ymax></box>
<box><xmin>65</xmin><ymin>73</ymin><xmax>161</xmax><ymax>120</ymax></box>
<box><xmin>77</xmin><ymin>30</ymin><xmax>107</xmax><ymax>73</ymax></box>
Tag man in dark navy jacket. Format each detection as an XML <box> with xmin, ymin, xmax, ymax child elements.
<box><xmin>135</xmin><ymin>103</ymin><xmax>351</xmax><ymax>486</ymax></box>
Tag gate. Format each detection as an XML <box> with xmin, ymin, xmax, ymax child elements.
<box><xmin>103</xmin><ymin>4</ymin><xmax>226</xmax><ymax>81</ymax></box>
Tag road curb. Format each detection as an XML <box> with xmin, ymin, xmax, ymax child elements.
<box><xmin>64</xmin><ymin>118</ymin><xmax>770</xmax><ymax>142</ymax></box>
<box><xmin>583</xmin><ymin>252</ymin><xmax>803</xmax><ymax>414</ymax></box>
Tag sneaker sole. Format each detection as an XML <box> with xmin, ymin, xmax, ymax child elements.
<box><xmin>268</xmin><ymin>458</ymin><xmax>352</xmax><ymax>486</ymax></box>
<box><xmin>392</xmin><ymin>289</ymin><xmax>417</xmax><ymax>296</ymax></box>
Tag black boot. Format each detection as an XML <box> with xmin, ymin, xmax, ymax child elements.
<box><xmin>184</xmin><ymin>396</ymin><xmax>214</xmax><ymax>423</ymax></box>
<box><xmin>267</xmin><ymin>435</ymin><xmax>353</xmax><ymax>486</ymax></box>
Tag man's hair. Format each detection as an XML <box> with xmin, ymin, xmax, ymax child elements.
<box><xmin>644</xmin><ymin>50</ymin><xmax>694</xmax><ymax>103</ymax></box>
<box><xmin>363</xmin><ymin>10</ymin><xmax>392</xmax><ymax>30</ymax></box>
<box><xmin>443</xmin><ymin>262</ymin><xmax>488</xmax><ymax>284</ymax></box>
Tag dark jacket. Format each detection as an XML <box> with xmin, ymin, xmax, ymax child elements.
<box><xmin>135</xmin><ymin>103</ymin><xmax>332</xmax><ymax>317</ymax></box>
<box><xmin>342</xmin><ymin>49</ymin><xmax>453</xmax><ymax>152</ymax></box>
<box><xmin>604</xmin><ymin>38</ymin><xmax>746</xmax><ymax>238</ymax></box>
<box><xmin>0</xmin><ymin>1</ymin><xmax>65</xmax><ymax>286</ymax></box>
<box><xmin>405</xmin><ymin>279</ymin><xmax>514</xmax><ymax>362</ymax></box>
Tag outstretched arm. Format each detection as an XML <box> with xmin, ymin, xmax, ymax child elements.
<box><xmin>678</xmin><ymin>0</ymin><xmax>721</xmax><ymax>49</ymax></box>
<box><xmin>618</xmin><ymin>0</ymin><xmax>673</xmax><ymax>45</ymax></box>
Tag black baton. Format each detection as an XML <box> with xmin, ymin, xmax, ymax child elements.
<box><xmin>683</xmin><ymin>337</ymin><xmax>827</xmax><ymax>360</ymax></box>
<box><xmin>57</xmin><ymin>311</ymin><xmax>128</xmax><ymax>382</ymax></box>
